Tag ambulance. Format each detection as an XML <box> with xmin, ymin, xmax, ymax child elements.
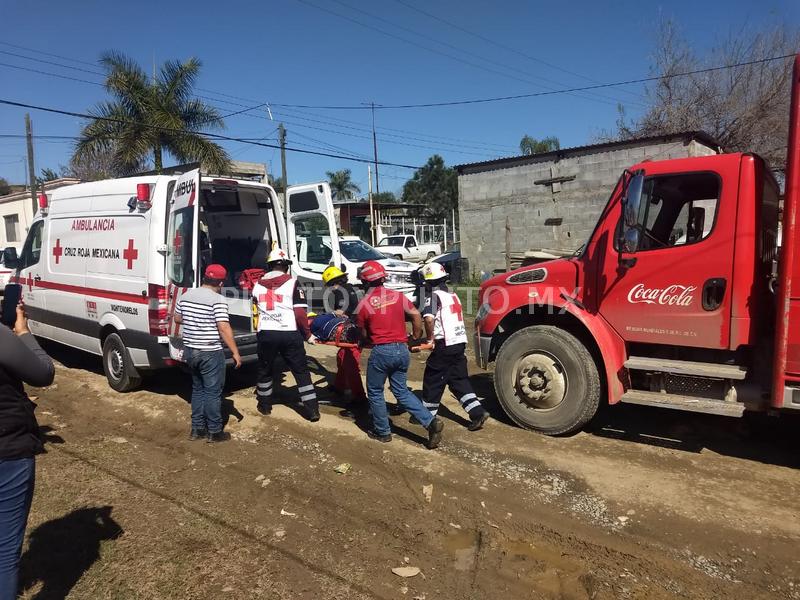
<box><xmin>6</xmin><ymin>166</ymin><xmax>342</xmax><ymax>391</ymax></box>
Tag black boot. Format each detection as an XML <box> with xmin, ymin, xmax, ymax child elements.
<box><xmin>467</xmin><ymin>410</ymin><xmax>490</xmax><ymax>431</ymax></box>
<box><xmin>189</xmin><ymin>428</ymin><xmax>207</xmax><ymax>441</ymax></box>
<box><xmin>367</xmin><ymin>430</ymin><xmax>392</xmax><ymax>443</ymax></box>
<box><xmin>256</xmin><ymin>403</ymin><xmax>272</xmax><ymax>416</ymax></box>
<box><xmin>426</xmin><ymin>417</ymin><xmax>444</xmax><ymax>449</ymax></box>
<box><xmin>305</xmin><ymin>400</ymin><xmax>320</xmax><ymax>422</ymax></box>
<box><xmin>207</xmin><ymin>431</ymin><xmax>231</xmax><ymax>443</ymax></box>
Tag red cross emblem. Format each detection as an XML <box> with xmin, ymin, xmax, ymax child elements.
<box><xmin>123</xmin><ymin>239</ymin><xmax>139</xmax><ymax>270</ymax></box>
<box><xmin>259</xmin><ymin>290</ymin><xmax>283</xmax><ymax>310</ymax></box>
<box><xmin>52</xmin><ymin>239</ymin><xmax>63</xmax><ymax>265</ymax></box>
<box><xmin>450</xmin><ymin>301</ymin><xmax>464</xmax><ymax>322</ymax></box>
<box><xmin>173</xmin><ymin>231</ymin><xmax>183</xmax><ymax>255</ymax></box>
<box><xmin>25</xmin><ymin>273</ymin><xmax>33</xmax><ymax>291</ymax></box>
<box><xmin>277</xmin><ymin>250</ymin><xmax>286</xmax><ymax>259</ymax></box>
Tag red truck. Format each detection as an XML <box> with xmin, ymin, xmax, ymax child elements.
<box><xmin>474</xmin><ymin>54</ymin><xmax>800</xmax><ymax>435</ymax></box>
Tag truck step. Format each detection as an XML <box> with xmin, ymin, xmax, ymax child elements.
<box><xmin>619</xmin><ymin>390</ymin><xmax>745</xmax><ymax>417</ymax></box>
<box><xmin>624</xmin><ymin>356</ymin><xmax>747</xmax><ymax>380</ymax></box>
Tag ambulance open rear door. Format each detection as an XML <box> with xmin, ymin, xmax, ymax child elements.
<box><xmin>285</xmin><ymin>182</ymin><xmax>342</xmax><ymax>307</ymax></box>
<box><xmin>165</xmin><ymin>168</ymin><xmax>201</xmax><ymax>360</ymax></box>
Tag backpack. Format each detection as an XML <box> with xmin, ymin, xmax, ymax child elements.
<box><xmin>239</xmin><ymin>268</ymin><xmax>266</xmax><ymax>291</ymax></box>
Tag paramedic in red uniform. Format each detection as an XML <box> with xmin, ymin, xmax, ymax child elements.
<box><xmin>252</xmin><ymin>248</ymin><xmax>320</xmax><ymax>422</ymax></box>
<box><xmin>355</xmin><ymin>261</ymin><xmax>444</xmax><ymax>449</ymax></box>
<box><xmin>322</xmin><ymin>266</ymin><xmax>365</xmax><ymax>411</ymax></box>
<box><xmin>420</xmin><ymin>263</ymin><xmax>489</xmax><ymax>431</ymax></box>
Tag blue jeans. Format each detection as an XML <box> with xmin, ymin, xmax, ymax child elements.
<box><xmin>184</xmin><ymin>348</ymin><xmax>226</xmax><ymax>434</ymax></box>
<box><xmin>0</xmin><ymin>457</ymin><xmax>35</xmax><ymax>600</ymax></box>
<box><xmin>366</xmin><ymin>343</ymin><xmax>433</xmax><ymax>436</ymax></box>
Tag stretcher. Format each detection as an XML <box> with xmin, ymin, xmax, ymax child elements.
<box><xmin>315</xmin><ymin>340</ymin><xmax>434</xmax><ymax>352</ymax></box>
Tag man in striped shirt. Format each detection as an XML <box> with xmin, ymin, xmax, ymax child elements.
<box><xmin>175</xmin><ymin>264</ymin><xmax>242</xmax><ymax>443</ymax></box>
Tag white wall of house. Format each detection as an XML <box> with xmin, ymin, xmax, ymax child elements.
<box><xmin>0</xmin><ymin>178</ymin><xmax>81</xmax><ymax>251</ymax></box>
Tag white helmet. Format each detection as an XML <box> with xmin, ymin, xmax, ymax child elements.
<box><xmin>267</xmin><ymin>247</ymin><xmax>292</xmax><ymax>265</ymax></box>
<box><xmin>421</xmin><ymin>262</ymin><xmax>448</xmax><ymax>282</ymax></box>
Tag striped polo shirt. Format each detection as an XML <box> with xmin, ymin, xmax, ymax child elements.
<box><xmin>175</xmin><ymin>287</ymin><xmax>229</xmax><ymax>351</ymax></box>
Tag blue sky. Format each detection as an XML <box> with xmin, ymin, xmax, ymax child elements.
<box><xmin>0</xmin><ymin>0</ymin><xmax>797</xmax><ymax>193</ymax></box>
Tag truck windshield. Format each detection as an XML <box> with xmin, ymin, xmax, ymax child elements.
<box><xmin>378</xmin><ymin>236</ymin><xmax>404</xmax><ymax>246</ymax></box>
<box><xmin>340</xmin><ymin>239</ymin><xmax>384</xmax><ymax>262</ymax></box>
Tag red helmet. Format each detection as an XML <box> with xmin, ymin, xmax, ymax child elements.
<box><xmin>358</xmin><ymin>260</ymin><xmax>387</xmax><ymax>282</ymax></box>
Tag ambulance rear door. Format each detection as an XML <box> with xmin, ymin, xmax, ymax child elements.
<box><xmin>285</xmin><ymin>182</ymin><xmax>341</xmax><ymax>306</ymax></box>
<box><xmin>165</xmin><ymin>168</ymin><xmax>201</xmax><ymax>360</ymax></box>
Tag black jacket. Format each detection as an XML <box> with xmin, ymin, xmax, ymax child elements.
<box><xmin>323</xmin><ymin>283</ymin><xmax>360</xmax><ymax>318</ymax></box>
<box><xmin>0</xmin><ymin>327</ymin><xmax>55</xmax><ymax>459</ymax></box>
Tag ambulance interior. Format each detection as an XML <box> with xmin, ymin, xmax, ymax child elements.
<box><xmin>197</xmin><ymin>181</ymin><xmax>281</xmax><ymax>332</ymax></box>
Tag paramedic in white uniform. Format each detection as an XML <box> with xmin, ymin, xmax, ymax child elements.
<box><xmin>420</xmin><ymin>262</ymin><xmax>489</xmax><ymax>431</ymax></box>
<box><xmin>251</xmin><ymin>248</ymin><xmax>319</xmax><ymax>422</ymax></box>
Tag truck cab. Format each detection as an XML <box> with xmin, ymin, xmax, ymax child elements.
<box><xmin>474</xmin><ymin>56</ymin><xmax>800</xmax><ymax>435</ymax></box>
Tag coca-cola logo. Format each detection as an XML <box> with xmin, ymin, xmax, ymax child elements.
<box><xmin>627</xmin><ymin>283</ymin><xmax>696</xmax><ymax>307</ymax></box>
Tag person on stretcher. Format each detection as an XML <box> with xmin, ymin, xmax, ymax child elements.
<box><xmin>318</xmin><ymin>266</ymin><xmax>366</xmax><ymax>411</ymax></box>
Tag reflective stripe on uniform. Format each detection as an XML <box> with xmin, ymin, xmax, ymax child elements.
<box><xmin>297</xmin><ymin>385</ymin><xmax>314</xmax><ymax>393</ymax></box>
<box><xmin>301</xmin><ymin>393</ymin><xmax>317</xmax><ymax>402</ymax></box>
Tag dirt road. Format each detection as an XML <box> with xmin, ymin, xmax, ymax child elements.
<box><xmin>17</xmin><ymin>340</ymin><xmax>800</xmax><ymax>599</ymax></box>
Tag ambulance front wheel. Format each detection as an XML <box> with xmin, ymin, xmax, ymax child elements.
<box><xmin>102</xmin><ymin>332</ymin><xmax>142</xmax><ymax>392</ymax></box>
<box><xmin>494</xmin><ymin>325</ymin><xmax>600</xmax><ymax>436</ymax></box>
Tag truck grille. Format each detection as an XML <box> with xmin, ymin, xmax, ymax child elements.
<box><xmin>387</xmin><ymin>272</ymin><xmax>412</xmax><ymax>285</ymax></box>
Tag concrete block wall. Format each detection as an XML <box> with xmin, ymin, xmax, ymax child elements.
<box><xmin>458</xmin><ymin>138</ymin><xmax>717</xmax><ymax>275</ymax></box>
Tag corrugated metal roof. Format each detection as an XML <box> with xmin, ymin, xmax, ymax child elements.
<box><xmin>455</xmin><ymin>131</ymin><xmax>721</xmax><ymax>175</ymax></box>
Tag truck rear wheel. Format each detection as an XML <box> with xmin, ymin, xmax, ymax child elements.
<box><xmin>494</xmin><ymin>325</ymin><xmax>600</xmax><ymax>435</ymax></box>
<box><xmin>102</xmin><ymin>332</ymin><xmax>142</xmax><ymax>392</ymax></box>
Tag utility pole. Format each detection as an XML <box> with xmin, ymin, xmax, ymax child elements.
<box><xmin>278</xmin><ymin>123</ymin><xmax>287</xmax><ymax>199</ymax></box>
<box><xmin>25</xmin><ymin>114</ymin><xmax>38</xmax><ymax>216</ymax></box>
<box><xmin>368</xmin><ymin>165</ymin><xmax>375</xmax><ymax>246</ymax></box>
<box><xmin>366</xmin><ymin>102</ymin><xmax>380</xmax><ymax>194</ymax></box>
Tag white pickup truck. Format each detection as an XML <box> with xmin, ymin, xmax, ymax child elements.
<box><xmin>376</xmin><ymin>235</ymin><xmax>441</xmax><ymax>262</ymax></box>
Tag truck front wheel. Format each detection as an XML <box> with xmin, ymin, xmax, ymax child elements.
<box><xmin>102</xmin><ymin>333</ymin><xmax>142</xmax><ymax>392</ymax></box>
<box><xmin>494</xmin><ymin>325</ymin><xmax>600</xmax><ymax>435</ymax></box>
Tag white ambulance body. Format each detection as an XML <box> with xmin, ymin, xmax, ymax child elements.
<box><xmin>10</xmin><ymin>167</ymin><xmax>341</xmax><ymax>391</ymax></box>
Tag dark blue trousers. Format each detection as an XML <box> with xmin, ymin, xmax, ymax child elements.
<box><xmin>0</xmin><ymin>457</ymin><xmax>35</xmax><ymax>600</ymax></box>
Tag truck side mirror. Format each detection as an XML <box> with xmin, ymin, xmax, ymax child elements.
<box><xmin>2</xmin><ymin>247</ymin><xmax>18</xmax><ymax>269</ymax></box>
<box><xmin>620</xmin><ymin>171</ymin><xmax>646</xmax><ymax>255</ymax></box>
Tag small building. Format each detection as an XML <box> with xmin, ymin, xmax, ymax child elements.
<box><xmin>0</xmin><ymin>178</ymin><xmax>81</xmax><ymax>252</ymax></box>
<box><xmin>455</xmin><ymin>132</ymin><xmax>720</xmax><ymax>276</ymax></box>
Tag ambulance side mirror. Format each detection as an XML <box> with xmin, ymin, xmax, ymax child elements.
<box><xmin>2</xmin><ymin>247</ymin><xmax>18</xmax><ymax>269</ymax></box>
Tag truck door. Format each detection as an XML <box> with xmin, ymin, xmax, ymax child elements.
<box><xmin>165</xmin><ymin>169</ymin><xmax>201</xmax><ymax>360</ymax></box>
<box><xmin>597</xmin><ymin>166</ymin><xmax>737</xmax><ymax>349</ymax></box>
<box><xmin>13</xmin><ymin>219</ymin><xmax>47</xmax><ymax>335</ymax></box>
<box><xmin>285</xmin><ymin>182</ymin><xmax>341</xmax><ymax>305</ymax></box>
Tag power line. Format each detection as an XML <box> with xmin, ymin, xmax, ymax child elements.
<box><xmin>294</xmin><ymin>0</ymin><xmax>630</xmax><ymax>109</ymax></box>
<box><xmin>0</xmin><ymin>98</ymin><xmax>422</xmax><ymax>169</ymax></box>
<box><xmin>0</xmin><ymin>54</ymin><xmax>499</xmax><ymax>157</ymax></box>
<box><xmin>389</xmin><ymin>0</ymin><xmax>645</xmax><ymax>102</ymax></box>
<box><xmin>268</xmin><ymin>53</ymin><xmax>796</xmax><ymax>110</ymax></box>
<box><xmin>0</xmin><ymin>41</ymin><xmax>100</xmax><ymax>68</ymax></box>
<box><xmin>325</xmin><ymin>0</ymin><xmax>639</xmax><ymax>108</ymax></box>
<box><xmin>3</xmin><ymin>38</ymin><xmax>790</xmax><ymax>113</ymax></box>
<box><xmin>0</xmin><ymin>58</ymin><xmax>508</xmax><ymax>158</ymax></box>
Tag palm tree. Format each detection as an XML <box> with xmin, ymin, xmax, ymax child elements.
<box><xmin>519</xmin><ymin>135</ymin><xmax>561</xmax><ymax>156</ymax></box>
<box><xmin>326</xmin><ymin>169</ymin><xmax>361</xmax><ymax>201</ymax></box>
<box><xmin>74</xmin><ymin>52</ymin><xmax>230</xmax><ymax>175</ymax></box>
